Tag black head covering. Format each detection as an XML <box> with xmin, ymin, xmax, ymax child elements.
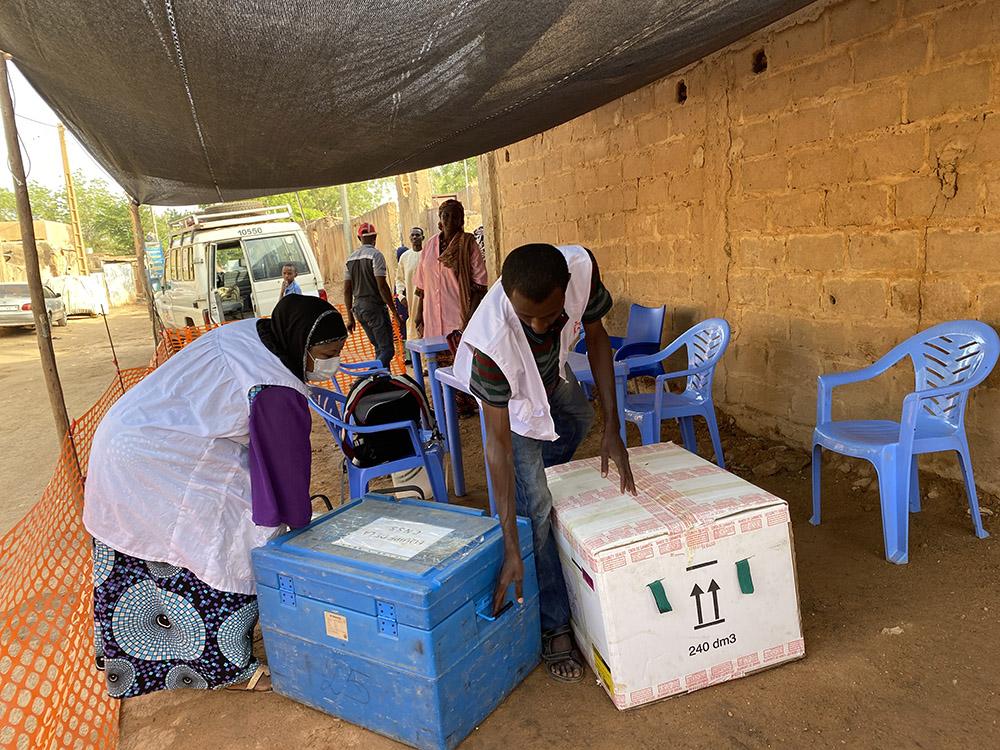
<box><xmin>257</xmin><ymin>295</ymin><xmax>347</xmax><ymax>380</ymax></box>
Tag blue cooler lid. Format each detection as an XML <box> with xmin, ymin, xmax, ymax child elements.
<box><xmin>253</xmin><ymin>495</ymin><xmax>533</xmax><ymax>630</ymax></box>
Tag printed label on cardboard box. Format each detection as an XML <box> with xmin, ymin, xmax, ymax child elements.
<box><xmin>592</xmin><ymin>645</ymin><xmax>615</xmax><ymax>694</ymax></box>
<box><xmin>334</xmin><ymin>517</ymin><xmax>454</xmax><ymax>560</ymax></box>
<box><xmin>324</xmin><ymin>611</ymin><xmax>349</xmax><ymax>641</ymax></box>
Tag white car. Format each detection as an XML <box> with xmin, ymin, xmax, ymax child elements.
<box><xmin>0</xmin><ymin>282</ymin><xmax>68</xmax><ymax>328</ymax></box>
<box><xmin>154</xmin><ymin>204</ymin><xmax>328</xmax><ymax>328</ymax></box>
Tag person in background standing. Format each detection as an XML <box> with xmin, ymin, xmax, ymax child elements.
<box><xmin>394</xmin><ymin>227</ymin><xmax>424</xmax><ymax>341</ymax></box>
<box><xmin>344</xmin><ymin>222</ymin><xmax>401</xmax><ymax>368</ymax></box>
<box><xmin>394</xmin><ymin>245</ymin><xmax>410</xmax><ymax>340</ymax></box>
<box><xmin>413</xmin><ymin>201</ymin><xmax>487</xmax><ymax>414</ymax></box>
<box><xmin>412</xmin><ymin>200</ymin><xmax>487</xmax><ymax>341</ymax></box>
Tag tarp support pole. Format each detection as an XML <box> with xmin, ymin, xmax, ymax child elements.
<box><xmin>0</xmin><ymin>52</ymin><xmax>74</xmax><ymax>446</ymax></box>
<box><xmin>128</xmin><ymin>200</ymin><xmax>160</xmax><ymax>344</ymax></box>
<box><xmin>339</xmin><ymin>185</ymin><xmax>353</xmax><ymax>254</ymax></box>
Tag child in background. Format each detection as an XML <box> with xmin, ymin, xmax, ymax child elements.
<box><xmin>280</xmin><ymin>263</ymin><xmax>302</xmax><ymax>297</ymax></box>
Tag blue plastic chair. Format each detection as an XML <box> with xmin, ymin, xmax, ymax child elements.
<box><xmin>622</xmin><ymin>318</ymin><xmax>731</xmax><ymax>466</ymax></box>
<box><xmin>308</xmin><ymin>387</ymin><xmax>449</xmax><ymax>503</ymax></box>
<box><xmin>613</xmin><ymin>304</ymin><xmax>668</xmax><ymax>380</ymax></box>
<box><xmin>811</xmin><ymin>320</ymin><xmax>999</xmax><ymax>564</ymax></box>
<box><xmin>575</xmin><ymin>303</ymin><xmax>665</xmax><ymax>355</ymax></box>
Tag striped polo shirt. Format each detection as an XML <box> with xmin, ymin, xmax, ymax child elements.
<box><xmin>470</xmin><ymin>254</ymin><xmax>612</xmax><ymax>406</ymax></box>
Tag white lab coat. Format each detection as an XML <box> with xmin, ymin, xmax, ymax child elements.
<box><xmin>83</xmin><ymin>319</ymin><xmax>308</xmax><ymax>594</ymax></box>
<box><xmin>454</xmin><ymin>245</ymin><xmax>592</xmax><ymax>441</ymax></box>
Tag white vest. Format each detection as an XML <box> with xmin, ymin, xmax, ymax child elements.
<box><xmin>455</xmin><ymin>245</ymin><xmax>592</xmax><ymax>441</ymax></box>
<box><xmin>83</xmin><ymin>319</ymin><xmax>308</xmax><ymax>594</ymax></box>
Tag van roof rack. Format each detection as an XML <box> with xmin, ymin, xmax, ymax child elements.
<box><xmin>168</xmin><ymin>205</ymin><xmax>294</xmax><ymax>235</ymax></box>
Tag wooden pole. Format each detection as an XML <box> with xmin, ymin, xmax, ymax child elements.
<box><xmin>128</xmin><ymin>200</ymin><xmax>160</xmax><ymax>344</ymax></box>
<box><xmin>57</xmin><ymin>122</ymin><xmax>87</xmax><ymax>274</ymax></box>
<box><xmin>339</xmin><ymin>184</ymin><xmax>353</xmax><ymax>253</ymax></box>
<box><xmin>0</xmin><ymin>53</ymin><xmax>73</xmax><ymax>442</ymax></box>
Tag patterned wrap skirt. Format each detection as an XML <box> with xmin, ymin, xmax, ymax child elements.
<box><xmin>92</xmin><ymin>540</ymin><xmax>260</xmax><ymax>697</ymax></box>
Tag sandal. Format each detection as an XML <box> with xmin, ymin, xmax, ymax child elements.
<box><xmin>224</xmin><ymin>664</ymin><xmax>271</xmax><ymax>692</ymax></box>
<box><xmin>541</xmin><ymin>627</ymin><xmax>585</xmax><ymax>683</ymax></box>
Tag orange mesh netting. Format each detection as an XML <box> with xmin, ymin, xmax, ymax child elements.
<box><xmin>0</xmin><ymin>368</ymin><xmax>151</xmax><ymax>750</ymax></box>
<box><xmin>0</xmin><ymin>309</ymin><xmax>404</xmax><ymax>749</ymax></box>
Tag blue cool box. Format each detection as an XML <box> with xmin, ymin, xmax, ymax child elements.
<box><xmin>252</xmin><ymin>496</ymin><xmax>541</xmax><ymax>750</ymax></box>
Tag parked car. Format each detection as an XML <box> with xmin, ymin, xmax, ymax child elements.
<box><xmin>154</xmin><ymin>204</ymin><xmax>328</xmax><ymax>328</ymax></box>
<box><xmin>0</xmin><ymin>282</ymin><xmax>68</xmax><ymax>328</ymax></box>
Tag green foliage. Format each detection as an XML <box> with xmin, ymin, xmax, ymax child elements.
<box><xmin>27</xmin><ymin>182</ymin><xmax>69</xmax><ymax>223</ymax></box>
<box><xmin>3</xmin><ymin>176</ymin><xmax>133</xmax><ymax>255</ymax></box>
<box><xmin>209</xmin><ymin>179</ymin><xmax>396</xmax><ymax>224</ymax></box>
<box><xmin>0</xmin><ymin>186</ymin><xmax>18</xmax><ymax>221</ymax></box>
<box><xmin>72</xmin><ymin>172</ymin><xmax>133</xmax><ymax>255</ymax></box>
<box><xmin>430</xmin><ymin>158</ymin><xmax>477</xmax><ymax>196</ymax></box>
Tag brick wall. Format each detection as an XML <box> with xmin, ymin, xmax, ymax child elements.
<box><xmin>480</xmin><ymin>0</ymin><xmax>1000</xmax><ymax>491</ymax></box>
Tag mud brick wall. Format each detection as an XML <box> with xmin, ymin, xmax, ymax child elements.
<box><xmin>479</xmin><ymin>0</ymin><xmax>1000</xmax><ymax>491</ymax></box>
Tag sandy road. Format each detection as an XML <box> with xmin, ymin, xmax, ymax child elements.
<box><xmin>0</xmin><ymin>306</ymin><xmax>155</xmax><ymax>534</ymax></box>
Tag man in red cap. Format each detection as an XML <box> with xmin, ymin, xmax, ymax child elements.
<box><xmin>344</xmin><ymin>222</ymin><xmax>401</xmax><ymax>367</ymax></box>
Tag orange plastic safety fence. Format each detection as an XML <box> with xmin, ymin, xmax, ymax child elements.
<box><xmin>0</xmin><ymin>367</ymin><xmax>153</xmax><ymax>750</ymax></box>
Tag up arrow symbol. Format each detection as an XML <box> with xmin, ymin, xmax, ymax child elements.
<box><xmin>707</xmin><ymin>579</ymin><xmax>721</xmax><ymax>621</ymax></box>
<box><xmin>690</xmin><ymin>583</ymin><xmax>705</xmax><ymax>625</ymax></box>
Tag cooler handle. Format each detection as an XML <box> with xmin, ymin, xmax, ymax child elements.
<box><xmin>475</xmin><ymin>592</ymin><xmax>515</xmax><ymax>622</ymax></box>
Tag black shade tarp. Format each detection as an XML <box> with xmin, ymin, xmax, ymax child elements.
<box><xmin>0</xmin><ymin>1</ymin><xmax>814</xmax><ymax>205</ymax></box>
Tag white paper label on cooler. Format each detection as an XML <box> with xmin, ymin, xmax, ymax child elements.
<box><xmin>324</xmin><ymin>611</ymin><xmax>349</xmax><ymax>641</ymax></box>
<box><xmin>334</xmin><ymin>517</ymin><xmax>454</xmax><ymax>560</ymax></box>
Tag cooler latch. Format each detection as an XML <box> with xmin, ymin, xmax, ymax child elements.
<box><xmin>376</xmin><ymin>600</ymin><xmax>398</xmax><ymax>639</ymax></box>
<box><xmin>278</xmin><ymin>574</ymin><xmax>296</xmax><ymax>608</ymax></box>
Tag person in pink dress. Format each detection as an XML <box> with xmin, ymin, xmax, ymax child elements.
<box><xmin>413</xmin><ymin>199</ymin><xmax>488</xmax><ymax>340</ymax></box>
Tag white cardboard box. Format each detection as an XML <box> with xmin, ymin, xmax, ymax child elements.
<box><xmin>549</xmin><ymin>442</ymin><xmax>805</xmax><ymax>709</ymax></box>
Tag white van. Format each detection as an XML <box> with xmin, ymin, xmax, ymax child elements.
<box><xmin>155</xmin><ymin>205</ymin><xmax>327</xmax><ymax>328</ymax></box>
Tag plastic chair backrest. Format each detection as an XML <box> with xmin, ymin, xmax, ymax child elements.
<box><xmin>625</xmin><ymin>304</ymin><xmax>666</xmax><ymax>347</ymax></box>
<box><xmin>905</xmin><ymin>320</ymin><xmax>1000</xmax><ymax>429</ymax></box>
<box><xmin>682</xmin><ymin>318</ymin><xmax>730</xmax><ymax>397</ymax></box>
<box><xmin>308</xmin><ymin>387</ymin><xmax>350</xmax><ymax>449</ymax></box>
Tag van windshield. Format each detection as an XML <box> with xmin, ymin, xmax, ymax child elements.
<box><xmin>243</xmin><ymin>235</ymin><xmax>308</xmax><ymax>281</ymax></box>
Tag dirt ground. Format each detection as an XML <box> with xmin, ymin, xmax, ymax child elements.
<box><xmin>0</xmin><ymin>306</ymin><xmax>156</xmax><ymax>534</ymax></box>
<box><xmin>5</xmin><ymin>310</ymin><xmax>999</xmax><ymax>748</ymax></box>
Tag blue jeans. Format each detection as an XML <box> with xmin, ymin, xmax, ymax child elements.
<box><xmin>511</xmin><ymin>371</ymin><xmax>594</xmax><ymax>634</ymax></box>
<box><xmin>353</xmin><ymin>297</ymin><xmax>395</xmax><ymax>368</ymax></box>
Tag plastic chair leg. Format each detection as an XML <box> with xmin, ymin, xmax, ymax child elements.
<box><xmin>637</xmin><ymin>414</ymin><xmax>660</xmax><ymax>446</ymax></box>
<box><xmin>956</xmin><ymin>446</ymin><xmax>989</xmax><ymax>540</ymax></box>
<box><xmin>425</xmin><ymin>452</ymin><xmax>450</xmax><ymax>504</ymax></box>
<box><xmin>347</xmin><ymin>468</ymin><xmax>367</xmax><ymax>501</ymax></box>
<box><xmin>703</xmin><ymin>407</ymin><xmax>725</xmax><ymax>469</ymax></box>
<box><xmin>810</xmin><ymin>444</ymin><xmax>822</xmax><ymax>526</ymax></box>
<box><xmin>909</xmin><ymin>458</ymin><xmax>921</xmax><ymax>513</ymax></box>
<box><xmin>875</xmin><ymin>458</ymin><xmax>909</xmax><ymax>564</ymax></box>
<box><xmin>678</xmin><ymin>417</ymin><xmax>697</xmax><ymax>454</ymax></box>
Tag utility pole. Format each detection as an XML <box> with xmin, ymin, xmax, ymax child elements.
<box><xmin>294</xmin><ymin>191</ymin><xmax>307</xmax><ymax>225</ymax></box>
<box><xmin>57</xmin><ymin>122</ymin><xmax>87</xmax><ymax>274</ymax></box>
<box><xmin>148</xmin><ymin>205</ymin><xmax>160</xmax><ymax>246</ymax></box>
<box><xmin>0</xmin><ymin>53</ymin><xmax>73</xmax><ymax>443</ymax></box>
<box><xmin>128</xmin><ymin>200</ymin><xmax>160</xmax><ymax>344</ymax></box>
<box><xmin>339</xmin><ymin>184</ymin><xmax>353</xmax><ymax>254</ymax></box>
<box><xmin>462</xmin><ymin>158</ymin><xmax>470</xmax><ymax>204</ymax></box>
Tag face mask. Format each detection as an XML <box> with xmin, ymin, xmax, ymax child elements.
<box><xmin>306</xmin><ymin>356</ymin><xmax>340</xmax><ymax>381</ymax></box>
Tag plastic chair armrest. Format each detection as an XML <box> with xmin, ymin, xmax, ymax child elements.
<box><xmin>816</xmin><ymin>351</ymin><xmax>909</xmax><ymax>424</ymax></box>
<box><xmin>622</xmin><ymin>336</ymin><xmax>689</xmax><ymax>372</ymax></box>
<box><xmin>614</xmin><ymin>341</ymin><xmax>661</xmax><ymax>362</ymax></box>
